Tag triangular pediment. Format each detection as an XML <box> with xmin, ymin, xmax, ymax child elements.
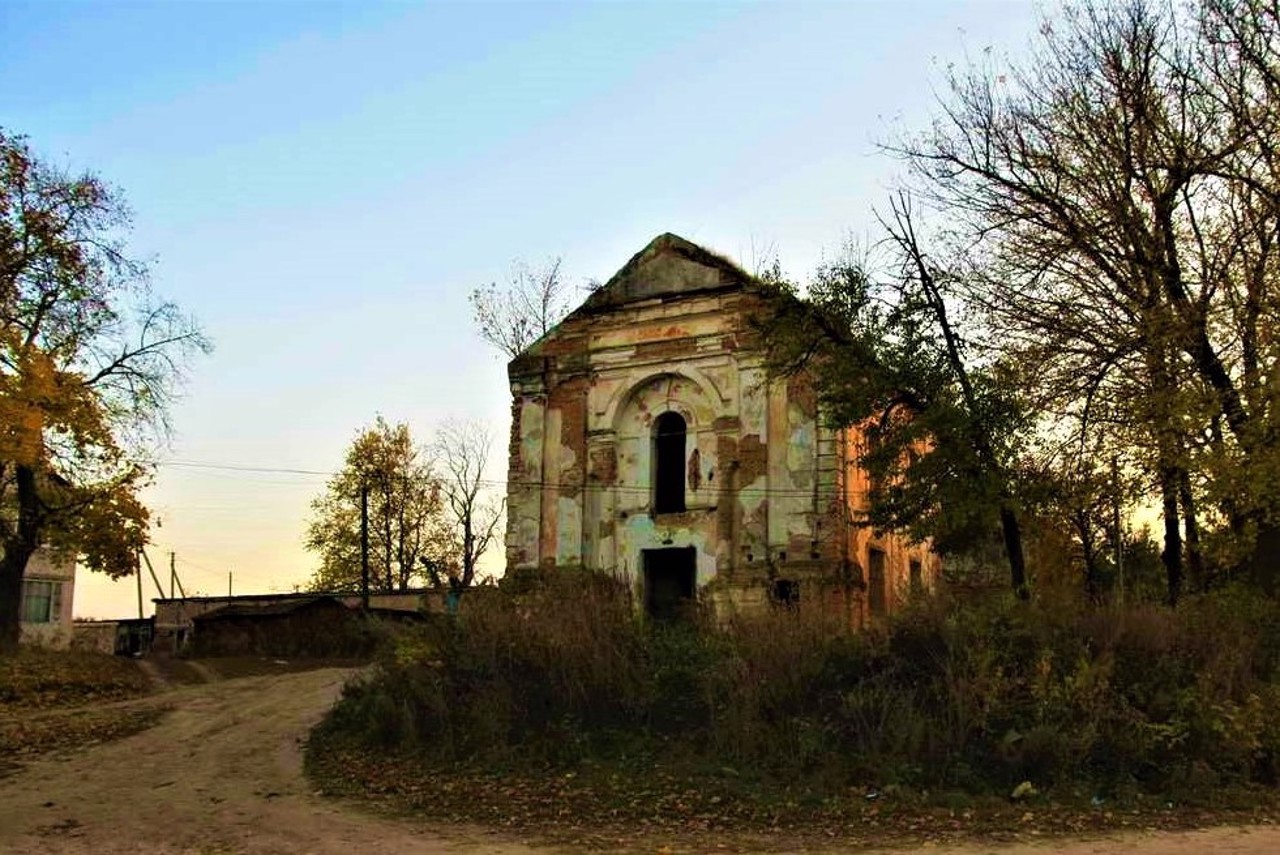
<box><xmin>577</xmin><ymin>233</ymin><xmax>753</xmax><ymax>313</ymax></box>
<box><xmin>511</xmin><ymin>233</ymin><xmax>755</xmax><ymax>365</ymax></box>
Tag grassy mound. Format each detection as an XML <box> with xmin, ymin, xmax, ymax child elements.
<box><xmin>0</xmin><ymin>649</ymin><xmax>151</xmax><ymax>710</ymax></box>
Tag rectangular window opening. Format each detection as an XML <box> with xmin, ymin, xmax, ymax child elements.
<box><xmin>21</xmin><ymin>580</ymin><xmax>60</xmax><ymax>624</ymax></box>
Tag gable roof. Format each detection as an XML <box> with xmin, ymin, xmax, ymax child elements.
<box><xmin>510</xmin><ymin>233</ymin><xmax>758</xmax><ymax>367</ymax></box>
<box><xmin>576</xmin><ymin>232</ymin><xmax>755</xmax><ymax>314</ymax></box>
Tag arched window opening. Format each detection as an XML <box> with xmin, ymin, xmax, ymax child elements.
<box><xmin>653</xmin><ymin>411</ymin><xmax>687</xmax><ymax>514</ymax></box>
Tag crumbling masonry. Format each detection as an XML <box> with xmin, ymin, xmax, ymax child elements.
<box><xmin>505</xmin><ymin>233</ymin><xmax>938</xmax><ymax>622</ymax></box>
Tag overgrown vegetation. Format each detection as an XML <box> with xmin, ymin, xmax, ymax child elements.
<box><xmin>757</xmin><ymin>0</ymin><xmax>1280</xmax><ymax>608</ymax></box>
<box><xmin>310</xmin><ymin>573</ymin><xmax>1280</xmax><ymax>830</ymax></box>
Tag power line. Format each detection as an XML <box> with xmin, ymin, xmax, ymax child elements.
<box><xmin>174</xmin><ymin>556</ymin><xmax>229</xmax><ymax>580</ymax></box>
<box><xmin>161</xmin><ymin>460</ymin><xmax>331</xmax><ymax>476</ymax></box>
<box><xmin>155</xmin><ymin>459</ymin><xmax>846</xmax><ymax>498</ymax></box>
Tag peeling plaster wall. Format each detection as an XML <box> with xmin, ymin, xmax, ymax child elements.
<box><xmin>506</xmin><ymin>238</ymin><xmax>937</xmax><ymax>620</ymax></box>
<box><xmin>18</xmin><ymin>549</ymin><xmax>75</xmax><ymax>650</ymax></box>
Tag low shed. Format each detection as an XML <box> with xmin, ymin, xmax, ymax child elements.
<box><xmin>190</xmin><ymin>597</ymin><xmax>364</xmax><ymax>657</ymax></box>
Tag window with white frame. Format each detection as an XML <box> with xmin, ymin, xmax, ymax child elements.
<box><xmin>21</xmin><ymin>580</ymin><xmax>62</xmax><ymax>624</ymax></box>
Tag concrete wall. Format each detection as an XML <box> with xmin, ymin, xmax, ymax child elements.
<box><xmin>71</xmin><ymin>621</ymin><xmax>118</xmax><ymax>654</ymax></box>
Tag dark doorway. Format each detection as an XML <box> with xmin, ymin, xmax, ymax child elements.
<box><xmin>770</xmin><ymin>578</ymin><xmax>800</xmax><ymax>609</ymax></box>
<box><xmin>653</xmin><ymin>411</ymin><xmax>687</xmax><ymax>513</ymax></box>
<box><xmin>643</xmin><ymin>547</ymin><xmax>696</xmax><ymax>620</ymax></box>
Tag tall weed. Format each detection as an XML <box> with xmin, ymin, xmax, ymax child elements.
<box><xmin>315</xmin><ymin>577</ymin><xmax>1280</xmax><ymax>798</ymax></box>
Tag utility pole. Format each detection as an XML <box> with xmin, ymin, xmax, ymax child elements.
<box><xmin>360</xmin><ymin>479</ymin><xmax>370</xmax><ymax>610</ymax></box>
<box><xmin>169</xmin><ymin>551</ymin><xmax>176</xmax><ymax>599</ymax></box>
<box><xmin>141</xmin><ymin>550</ymin><xmax>165</xmax><ymax>599</ymax></box>
<box><xmin>136</xmin><ymin>559</ymin><xmax>143</xmax><ymax>619</ymax></box>
<box><xmin>228</xmin><ymin>571</ymin><xmax>232</xmax><ymax>597</ymax></box>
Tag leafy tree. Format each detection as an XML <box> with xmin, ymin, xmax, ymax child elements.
<box><xmin>764</xmin><ymin>198</ymin><xmax>1032</xmax><ymax>598</ymax></box>
<box><xmin>0</xmin><ymin>129</ymin><xmax>208</xmax><ymax>652</ymax></box>
<box><xmin>434</xmin><ymin>419</ymin><xmax>504</xmax><ymax>588</ymax></box>
<box><xmin>305</xmin><ymin>417</ymin><xmax>457</xmax><ymax>593</ymax></box>
<box><xmin>468</xmin><ymin>257</ymin><xmax>570</xmax><ymax>359</ymax></box>
<box><xmin>893</xmin><ymin>0</ymin><xmax>1280</xmax><ymax>599</ymax></box>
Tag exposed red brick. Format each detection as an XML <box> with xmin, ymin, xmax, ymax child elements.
<box><xmin>686</xmin><ymin>447</ymin><xmax>702</xmax><ymax>492</ymax></box>
<box><xmin>712</xmin><ymin>415</ymin><xmax>740</xmax><ymax>432</ymax></box>
<box><xmin>588</xmin><ymin>443</ymin><xmax>617</xmax><ymax>486</ymax></box>
<box><xmin>738</xmin><ymin>434</ymin><xmax>768</xmax><ymax>484</ymax></box>
<box><xmin>635</xmin><ymin>336</ymin><xmax>697</xmax><ymax>361</ymax></box>
<box><xmin>548</xmin><ymin>375</ymin><xmax>589</xmax><ymax>497</ymax></box>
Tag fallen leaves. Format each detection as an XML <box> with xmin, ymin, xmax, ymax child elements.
<box><xmin>0</xmin><ymin>650</ymin><xmax>165</xmax><ymax>773</ymax></box>
<box><xmin>0</xmin><ymin>703</ymin><xmax>169</xmax><ymax>771</ymax></box>
<box><xmin>305</xmin><ymin>736</ymin><xmax>1280</xmax><ymax>854</ymax></box>
<box><xmin>0</xmin><ymin>649</ymin><xmax>150</xmax><ymax>710</ymax></box>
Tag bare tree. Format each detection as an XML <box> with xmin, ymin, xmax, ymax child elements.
<box><xmin>892</xmin><ymin>0</ymin><xmax>1280</xmax><ymax>599</ymax></box>
<box><xmin>469</xmin><ymin>258</ymin><xmax>570</xmax><ymax>359</ymax></box>
<box><xmin>434</xmin><ymin>420</ymin><xmax>504</xmax><ymax>587</ymax></box>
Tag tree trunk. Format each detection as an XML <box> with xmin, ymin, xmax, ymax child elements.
<box><xmin>1178</xmin><ymin>468</ymin><xmax>1205</xmax><ymax>593</ymax></box>
<box><xmin>0</xmin><ymin>465</ymin><xmax>42</xmax><ymax>654</ymax></box>
<box><xmin>1159</xmin><ymin>465</ymin><xmax>1184</xmax><ymax>606</ymax></box>
<box><xmin>999</xmin><ymin>504</ymin><xmax>1029</xmax><ymax>600</ymax></box>
<box><xmin>461</xmin><ymin>519</ymin><xmax>475</xmax><ymax>588</ymax></box>
<box><xmin>0</xmin><ymin>547</ymin><xmax>30</xmax><ymax>654</ymax></box>
<box><xmin>1074</xmin><ymin>509</ymin><xmax>1101</xmax><ymax>602</ymax></box>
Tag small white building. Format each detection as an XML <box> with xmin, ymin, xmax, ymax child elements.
<box><xmin>20</xmin><ymin>548</ymin><xmax>76</xmax><ymax>649</ymax></box>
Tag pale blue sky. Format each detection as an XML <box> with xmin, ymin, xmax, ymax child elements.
<box><xmin>2</xmin><ymin>0</ymin><xmax>1044</xmax><ymax>617</ymax></box>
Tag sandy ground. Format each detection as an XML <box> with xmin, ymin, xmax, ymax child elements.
<box><xmin>1</xmin><ymin>666</ymin><xmax>1279</xmax><ymax>855</ymax></box>
<box><xmin>0</xmin><ymin>668</ymin><xmax>537</xmax><ymax>854</ymax></box>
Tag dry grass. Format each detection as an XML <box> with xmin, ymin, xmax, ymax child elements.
<box><xmin>0</xmin><ymin>649</ymin><xmax>151</xmax><ymax>711</ymax></box>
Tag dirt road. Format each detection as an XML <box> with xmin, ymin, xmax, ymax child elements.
<box><xmin>2</xmin><ymin>666</ymin><xmax>1279</xmax><ymax>854</ymax></box>
<box><xmin>0</xmin><ymin>668</ymin><xmax>536</xmax><ymax>854</ymax></box>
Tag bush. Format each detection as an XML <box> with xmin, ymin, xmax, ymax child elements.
<box><xmin>314</xmin><ymin>576</ymin><xmax>1280</xmax><ymax>800</ymax></box>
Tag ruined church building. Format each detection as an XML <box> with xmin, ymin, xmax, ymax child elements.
<box><xmin>505</xmin><ymin>234</ymin><xmax>938</xmax><ymax>622</ymax></box>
